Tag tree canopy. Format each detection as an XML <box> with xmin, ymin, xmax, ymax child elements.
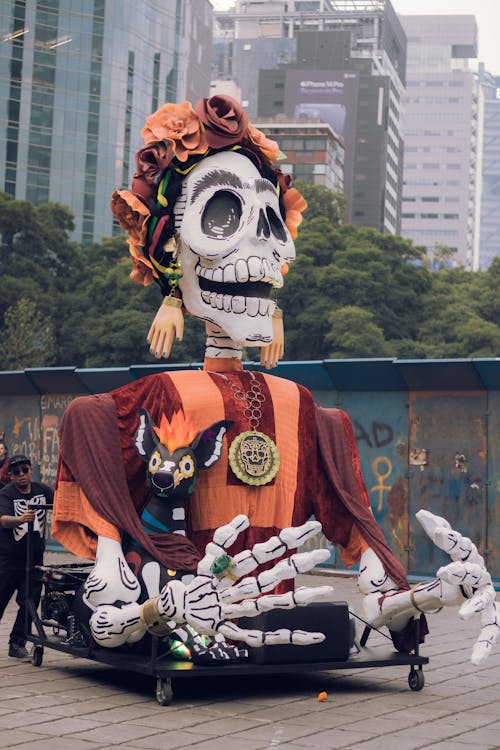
<box><xmin>0</xmin><ymin>188</ymin><xmax>498</xmax><ymax>370</ymax></box>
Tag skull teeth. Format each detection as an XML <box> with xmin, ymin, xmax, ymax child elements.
<box><xmin>201</xmin><ymin>291</ymin><xmax>274</xmax><ymax>316</ymax></box>
<box><xmin>198</xmin><ymin>256</ymin><xmax>281</xmax><ymax>286</ymax></box>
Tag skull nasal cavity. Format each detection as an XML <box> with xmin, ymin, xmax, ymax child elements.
<box><xmin>257</xmin><ymin>209</ymin><xmax>271</xmax><ymax>239</ymax></box>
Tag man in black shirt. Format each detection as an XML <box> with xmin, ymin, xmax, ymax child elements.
<box><xmin>0</xmin><ymin>454</ymin><xmax>53</xmax><ymax>658</ymax></box>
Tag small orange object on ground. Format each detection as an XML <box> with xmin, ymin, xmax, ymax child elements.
<box><xmin>317</xmin><ymin>691</ymin><xmax>328</xmax><ymax>702</ymax></box>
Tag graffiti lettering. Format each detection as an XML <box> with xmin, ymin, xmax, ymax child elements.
<box><xmin>354</xmin><ymin>420</ymin><xmax>394</xmax><ymax>448</ymax></box>
<box><xmin>41</xmin><ymin>395</ymin><xmax>74</xmax><ymax>410</ymax></box>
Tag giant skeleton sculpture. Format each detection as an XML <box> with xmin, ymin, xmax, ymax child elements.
<box><xmin>52</xmin><ymin>95</ymin><xmax>499</xmax><ymax>667</ymax></box>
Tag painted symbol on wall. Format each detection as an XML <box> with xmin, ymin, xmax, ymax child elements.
<box><xmin>371</xmin><ymin>456</ymin><xmax>393</xmax><ymax>513</ymax></box>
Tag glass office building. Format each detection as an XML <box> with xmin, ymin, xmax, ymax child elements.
<box><xmin>400</xmin><ymin>15</ymin><xmax>479</xmax><ymax>269</ymax></box>
<box><xmin>0</xmin><ymin>0</ymin><xmax>213</xmax><ymax>244</ymax></box>
<box><xmin>477</xmin><ymin>69</ymin><xmax>500</xmax><ymax>270</ymax></box>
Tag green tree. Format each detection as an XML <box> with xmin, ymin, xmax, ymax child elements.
<box><xmin>0</xmin><ymin>298</ymin><xmax>56</xmax><ymax>369</ymax></box>
<box><xmin>294</xmin><ymin>182</ymin><xmax>347</xmax><ymax>224</ymax></box>
<box><xmin>325</xmin><ymin>305</ymin><xmax>391</xmax><ymax>358</ymax></box>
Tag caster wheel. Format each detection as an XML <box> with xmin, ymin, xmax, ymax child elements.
<box><xmin>408</xmin><ymin>667</ymin><xmax>424</xmax><ymax>691</ymax></box>
<box><xmin>155</xmin><ymin>677</ymin><xmax>172</xmax><ymax>706</ymax></box>
<box><xmin>31</xmin><ymin>645</ymin><xmax>44</xmax><ymax>667</ymax></box>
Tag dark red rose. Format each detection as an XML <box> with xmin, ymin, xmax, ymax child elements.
<box><xmin>275</xmin><ymin>167</ymin><xmax>292</xmax><ymax>194</ymax></box>
<box><xmin>195</xmin><ymin>95</ymin><xmax>249</xmax><ymax>148</ymax></box>
<box><xmin>135</xmin><ymin>141</ymin><xmax>173</xmax><ymax>186</ymax></box>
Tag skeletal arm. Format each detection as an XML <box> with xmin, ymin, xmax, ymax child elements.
<box><xmin>360</xmin><ymin>510</ymin><xmax>499</xmax><ymax>665</ymax></box>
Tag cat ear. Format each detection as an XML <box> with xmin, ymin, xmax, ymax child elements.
<box><xmin>191</xmin><ymin>420</ymin><xmax>234</xmax><ymax>469</ymax></box>
<box><xmin>134</xmin><ymin>407</ymin><xmax>160</xmax><ymax>462</ymax></box>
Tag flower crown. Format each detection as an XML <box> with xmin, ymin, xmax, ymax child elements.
<box><xmin>110</xmin><ymin>95</ymin><xmax>307</xmax><ymax>289</ymax></box>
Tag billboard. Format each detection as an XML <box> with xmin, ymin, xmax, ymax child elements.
<box><xmin>284</xmin><ymin>70</ymin><xmax>359</xmax><ymax>211</ymax></box>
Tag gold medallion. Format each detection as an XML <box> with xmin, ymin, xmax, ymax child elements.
<box><xmin>228</xmin><ymin>430</ymin><xmax>280</xmax><ymax>486</ymax></box>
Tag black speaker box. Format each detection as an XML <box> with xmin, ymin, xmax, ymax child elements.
<box><xmin>239</xmin><ymin>601</ymin><xmax>354</xmax><ymax>665</ymax></box>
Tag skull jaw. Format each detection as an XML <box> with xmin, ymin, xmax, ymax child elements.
<box><xmin>179</xmin><ymin>245</ymin><xmax>277</xmax><ymax>349</ymax></box>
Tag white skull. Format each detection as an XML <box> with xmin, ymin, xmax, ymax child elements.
<box><xmin>176</xmin><ymin>151</ymin><xmax>295</xmax><ymax>346</ymax></box>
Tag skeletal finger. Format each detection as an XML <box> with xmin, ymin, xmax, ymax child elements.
<box><xmin>459</xmin><ymin>583</ymin><xmax>496</xmax><ymax>619</ymax></box>
<box><xmin>433</xmin><ymin>529</ymin><xmax>484</xmax><ymax>567</ymax></box>
<box><xmin>221</xmin><ymin>549</ymin><xmax>330</xmax><ymax>603</ymax></box>
<box><xmin>222</xmin><ymin>585</ymin><xmax>333</xmax><ymax>619</ymax></box>
<box><xmin>238</xmin><ymin>520</ymin><xmax>322</xmax><ymax>567</ymax></box>
<box><xmin>205</xmin><ymin>515</ymin><xmax>250</xmax><ymax>558</ymax></box>
<box><xmin>416</xmin><ymin>509</ymin><xmax>452</xmax><ymax>540</ymax></box>
<box><xmin>218</xmin><ymin>622</ymin><xmax>326</xmax><ymax>647</ymax></box>
<box><xmin>437</xmin><ymin>561</ymin><xmax>491</xmax><ymax>591</ymax></box>
<box><xmin>470</xmin><ymin>602</ymin><xmax>500</xmax><ymax>666</ymax></box>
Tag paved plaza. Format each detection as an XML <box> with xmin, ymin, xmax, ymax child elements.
<box><xmin>0</xmin><ymin>566</ymin><xmax>499</xmax><ymax>750</ymax></box>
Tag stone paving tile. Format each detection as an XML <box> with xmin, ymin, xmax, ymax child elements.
<box><xmin>111</xmin><ymin>708</ymin><xmax>216</xmax><ymax>730</ymax></box>
<box><xmin>22</xmin><ymin>716</ymin><xmax>108</xmax><ymax>736</ymax></box>
<box><xmin>75</xmin><ymin>703</ymin><xmax>167</xmax><ymax>723</ymax></box>
<box><xmin>120</xmin><ymin>738</ymin><xmax>207</xmax><ymax>750</ymax></box>
<box><xmin>184</xmin><ymin>715</ymin><xmax>272</xmax><ymax>737</ymax></box>
<box><xmin>0</xmin><ymin>739</ymin><xmax>106</xmax><ymax>750</ymax></box>
<box><xmin>214</xmin><ymin>721</ymin><xmax>313</xmax><ymax>745</ymax></box>
<box><xmin>0</xmin><ymin>729</ymin><xmax>52</xmax><ymax>748</ymax></box>
<box><xmin>0</xmin><ymin>710</ymin><xmax>68</xmax><ymax>729</ymax></box>
<box><xmin>353</xmin><ymin>733</ymin><xmax>437</xmax><ymax>750</ymax></box>
<box><xmin>425</xmin><ymin>743</ymin><xmax>500</xmax><ymax>750</ymax></box>
<box><xmin>28</xmin><ymin>696</ymin><xmax>157</xmax><ymax>717</ymax></box>
<box><xmin>458</xmin><ymin>727</ymin><xmax>500</xmax><ymax>746</ymax></box>
<box><xmin>69</xmin><ymin>723</ymin><xmax>167</xmax><ymax>745</ymax></box>
<box><xmin>294</xmin><ymin>727</ymin><xmax>376</xmax><ymax>748</ymax></box>
<box><xmin>166</xmin><ymin>737</ymin><xmax>270</xmax><ymax>750</ymax></box>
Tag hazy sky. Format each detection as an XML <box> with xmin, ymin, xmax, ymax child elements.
<box><xmin>211</xmin><ymin>1</ymin><xmax>500</xmax><ymax>75</ymax></box>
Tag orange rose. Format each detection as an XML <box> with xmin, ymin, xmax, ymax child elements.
<box><xmin>245</xmin><ymin>124</ymin><xmax>280</xmax><ymax>163</ymax></box>
<box><xmin>141</xmin><ymin>101</ymin><xmax>208</xmax><ymax>162</ymax></box>
<box><xmin>282</xmin><ymin>187</ymin><xmax>307</xmax><ymax>240</ymax></box>
<box><xmin>110</xmin><ymin>189</ymin><xmax>150</xmax><ymax>245</ymax></box>
<box><xmin>128</xmin><ymin>240</ymin><xmax>155</xmax><ymax>286</ymax></box>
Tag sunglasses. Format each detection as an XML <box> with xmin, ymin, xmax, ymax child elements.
<box><xmin>11</xmin><ymin>465</ymin><xmax>30</xmax><ymax>476</ymax></box>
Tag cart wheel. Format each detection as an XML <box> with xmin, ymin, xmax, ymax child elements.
<box><xmin>408</xmin><ymin>667</ymin><xmax>424</xmax><ymax>691</ymax></box>
<box><xmin>31</xmin><ymin>645</ymin><xmax>44</xmax><ymax>667</ymax></box>
<box><xmin>155</xmin><ymin>677</ymin><xmax>173</xmax><ymax>706</ymax></box>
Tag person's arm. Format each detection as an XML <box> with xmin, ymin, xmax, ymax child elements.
<box><xmin>0</xmin><ymin>509</ymin><xmax>36</xmax><ymax>528</ymax></box>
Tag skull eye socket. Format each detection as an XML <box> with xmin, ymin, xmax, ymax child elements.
<box><xmin>178</xmin><ymin>455</ymin><xmax>195</xmax><ymax>479</ymax></box>
<box><xmin>201</xmin><ymin>190</ymin><xmax>242</xmax><ymax>239</ymax></box>
<box><xmin>148</xmin><ymin>451</ymin><xmax>162</xmax><ymax>474</ymax></box>
<box><xmin>266</xmin><ymin>207</ymin><xmax>288</xmax><ymax>243</ymax></box>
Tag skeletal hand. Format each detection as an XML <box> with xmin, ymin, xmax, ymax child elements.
<box><xmin>158</xmin><ymin>515</ymin><xmax>333</xmax><ymax>646</ymax></box>
<box><xmin>417</xmin><ymin>510</ymin><xmax>499</xmax><ymax>666</ymax></box>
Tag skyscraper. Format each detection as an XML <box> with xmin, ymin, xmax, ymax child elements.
<box><xmin>399</xmin><ymin>15</ymin><xmax>479</xmax><ymax>269</ymax></box>
<box><xmin>477</xmin><ymin>66</ymin><xmax>500</xmax><ymax>271</ymax></box>
<box><xmin>214</xmin><ymin>0</ymin><xmax>407</xmax><ymax>234</ymax></box>
<box><xmin>0</xmin><ymin>0</ymin><xmax>213</xmax><ymax>244</ymax></box>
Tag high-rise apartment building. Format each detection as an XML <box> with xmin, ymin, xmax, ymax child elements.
<box><xmin>477</xmin><ymin>67</ymin><xmax>500</xmax><ymax>271</ymax></box>
<box><xmin>399</xmin><ymin>15</ymin><xmax>479</xmax><ymax>269</ymax></box>
<box><xmin>213</xmin><ymin>0</ymin><xmax>407</xmax><ymax>235</ymax></box>
<box><xmin>0</xmin><ymin>0</ymin><xmax>213</xmax><ymax>244</ymax></box>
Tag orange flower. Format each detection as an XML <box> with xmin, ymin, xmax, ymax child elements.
<box><xmin>128</xmin><ymin>240</ymin><xmax>155</xmax><ymax>286</ymax></box>
<box><xmin>245</xmin><ymin>124</ymin><xmax>280</xmax><ymax>163</ymax></box>
<box><xmin>110</xmin><ymin>189</ymin><xmax>150</xmax><ymax>245</ymax></box>
<box><xmin>141</xmin><ymin>101</ymin><xmax>208</xmax><ymax>162</ymax></box>
<box><xmin>282</xmin><ymin>187</ymin><xmax>308</xmax><ymax>240</ymax></box>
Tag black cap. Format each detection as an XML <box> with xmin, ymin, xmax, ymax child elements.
<box><xmin>8</xmin><ymin>454</ymin><xmax>31</xmax><ymax>470</ymax></box>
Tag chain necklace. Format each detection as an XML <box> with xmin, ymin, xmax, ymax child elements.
<box><xmin>218</xmin><ymin>372</ymin><xmax>280</xmax><ymax>486</ymax></box>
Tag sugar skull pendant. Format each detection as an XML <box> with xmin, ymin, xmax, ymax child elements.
<box><xmin>228</xmin><ymin>430</ymin><xmax>280</xmax><ymax>486</ymax></box>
